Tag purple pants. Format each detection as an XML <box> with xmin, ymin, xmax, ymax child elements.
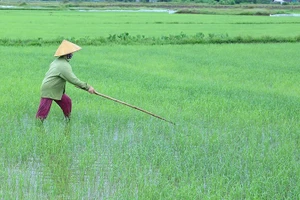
<box><xmin>36</xmin><ymin>94</ymin><xmax>72</xmax><ymax>120</ymax></box>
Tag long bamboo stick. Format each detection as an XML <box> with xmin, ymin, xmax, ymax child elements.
<box><xmin>94</xmin><ymin>91</ymin><xmax>175</xmax><ymax>125</ymax></box>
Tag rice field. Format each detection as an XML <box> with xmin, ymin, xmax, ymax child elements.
<box><xmin>1</xmin><ymin>10</ymin><xmax>300</xmax><ymax>39</ymax></box>
<box><xmin>0</xmin><ymin>8</ymin><xmax>300</xmax><ymax>199</ymax></box>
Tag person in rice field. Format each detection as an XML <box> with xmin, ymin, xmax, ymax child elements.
<box><xmin>36</xmin><ymin>40</ymin><xmax>95</xmax><ymax>122</ymax></box>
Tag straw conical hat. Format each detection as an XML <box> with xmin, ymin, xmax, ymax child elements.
<box><xmin>54</xmin><ymin>40</ymin><xmax>82</xmax><ymax>57</ymax></box>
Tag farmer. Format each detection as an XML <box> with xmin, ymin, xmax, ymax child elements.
<box><xmin>36</xmin><ymin>40</ymin><xmax>95</xmax><ymax>122</ymax></box>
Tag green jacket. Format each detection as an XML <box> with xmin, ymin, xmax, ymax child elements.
<box><xmin>40</xmin><ymin>57</ymin><xmax>90</xmax><ymax>100</ymax></box>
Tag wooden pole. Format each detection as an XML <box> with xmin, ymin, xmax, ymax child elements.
<box><xmin>94</xmin><ymin>91</ymin><xmax>175</xmax><ymax>125</ymax></box>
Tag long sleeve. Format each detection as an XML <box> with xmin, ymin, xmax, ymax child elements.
<box><xmin>59</xmin><ymin>64</ymin><xmax>90</xmax><ymax>91</ymax></box>
<box><xmin>40</xmin><ymin>57</ymin><xmax>90</xmax><ymax>100</ymax></box>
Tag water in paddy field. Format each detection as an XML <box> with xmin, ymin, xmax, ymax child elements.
<box><xmin>270</xmin><ymin>14</ymin><xmax>300</xmax><ymax>17</ymax></box>
<box><xmin>3</xmin><ymin>115</ymin><xmax>161</xmax><ymax>198</ymax></box>
<box><xmin>4</xmin><ymin>120</ymin><xmax>77</xmax><ymax>197</ymax></box>
<box><xmin>0</xmin><ymin>6</ymin><xmax>177</xmax><ymax>14</ymax></box>
<box><xmin>77</xmin><ymin>9</ymin><xmax>177</xmax><ymax>14</ymax></box>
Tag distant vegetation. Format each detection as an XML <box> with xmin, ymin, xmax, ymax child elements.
<box><xmin>1</xmin><ymin>0</ymin><xmax>300</xmax><ymax>10</ymax></box>
<box><xmin>1</xmin><ymin>33</ymin><xmax>300</xmax><ymax>46</ymax></box>
<box><xmin>1</xmin><ymin>0</ymin><xmax>300</xmax><ymax>18</ymax></box>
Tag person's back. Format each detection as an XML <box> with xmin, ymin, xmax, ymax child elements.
<box><xmin>41</xmin><ymin>57</ymin><xmax>70</xmax><ymax>100</ymax></box>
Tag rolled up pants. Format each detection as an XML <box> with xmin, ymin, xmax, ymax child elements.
<box><xmin>36</xmin><ymin>94</ymin><xmax>72</xmax><ymax>120</ymax></box>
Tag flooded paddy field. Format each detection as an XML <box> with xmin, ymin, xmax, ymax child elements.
<box><xmin>1</xmin><ymin>8</ymin><xmax>300</xmax><ymax>199</ymax></box>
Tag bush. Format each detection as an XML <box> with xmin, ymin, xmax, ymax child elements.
<box><xmin>1</xmin><ymin>33</ymin><xmax>300</xmax><ymax>46</ymax></box>
<box><xmin>219</xmin><ymin>0</ymin><xmax>235</xmax><ymax>5</ymax></box>
<box><xmin>19</xmin><ymin>2</ymin><xmax>27</xmax><ymax>6</ymax></box>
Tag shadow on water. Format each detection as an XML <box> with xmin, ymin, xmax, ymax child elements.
<box><xmin>35</xmin><ymin>121</ymin><xmax>72</xmax><ymax>198</ymax></box>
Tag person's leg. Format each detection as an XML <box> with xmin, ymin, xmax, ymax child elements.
<box><xmin>36</xmin><ymin>98</ymin><xmax>53</xmax><ymax>122</ymax></box>
<box><xmin>55</xmin><ymin>94</ymin><xmax>72</xmax><ymax>120</ymax></box>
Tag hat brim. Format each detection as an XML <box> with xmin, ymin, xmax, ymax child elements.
<box><xmin>54</xmin><ymin>40</ymin><xmax>82</xmax><ymax>57</ymax></box>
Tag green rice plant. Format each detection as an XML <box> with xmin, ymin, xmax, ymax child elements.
<box><xmin>1</xmin><ymin>10</ymin><xmax>300</xmax><ymax>41</ymax></box>
<box><xmin>1</xmin><ymin>43</ymin><xmax>300</xmax><ymax>199</ymax></box>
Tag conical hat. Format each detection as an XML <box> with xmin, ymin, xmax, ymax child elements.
<box><xmin>54</xmin><ymin>40</ymin><xmax>82</xmax><ymax>57</ymax></box>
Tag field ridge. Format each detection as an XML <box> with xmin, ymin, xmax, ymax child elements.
<box><xmin>1</xmin><ymin>33</ymin><xmax>300</xmax><ymax>46</ymax></box>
